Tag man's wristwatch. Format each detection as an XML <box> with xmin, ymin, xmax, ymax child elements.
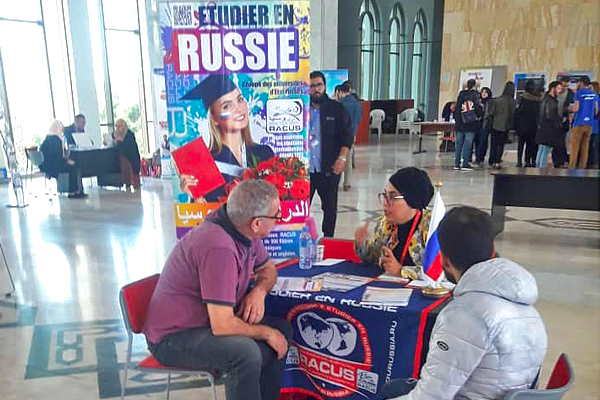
<box><xmin>337</xmin><ymin>156</ymin><xmax>347</xmax><ymax>162</ymax></box>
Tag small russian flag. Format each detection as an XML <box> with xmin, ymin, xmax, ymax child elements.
<box><xmin>421</xmin><ymin>190</ymin><xmax>446</xmax><ymax>282</ymax></box>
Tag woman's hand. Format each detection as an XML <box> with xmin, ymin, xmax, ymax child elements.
<box><xmin>354</xmin><ymin>221</ymin><xmax>370</xmax><ymax>245</ymax></box>
<box><xmin>179</xmin><ymin>174</ymin><xmax>207</xmax><ymax>203</ymax></box>
<box><xmin>380</xmin><ymin>246</ymin><xmax>402</xmax><ymax>276</ymax></box>
<box><xmin>179</xmin><ymin>174</ymin><xmax>198</xmax><ymax>198</ymax></box>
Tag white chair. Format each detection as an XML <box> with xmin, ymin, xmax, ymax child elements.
<box><xmin>369</xmin><ymin>109</ymin><xmax>385</xmax><ymax>140</ymax></box>
<box><xmin>396</xmin><ymin>108</ymin><xmax>420</xmax><ymax>135</ymax></box>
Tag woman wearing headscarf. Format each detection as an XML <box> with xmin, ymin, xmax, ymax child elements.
<box><xmin>515</xmin><ymin>80</ymin><xmax>543</xmax><ymax>167</ymax></box>
<box><xmin>113</xmin><ymin>118</ymin><xmax>141</xmax><ymax>189</ymax></box>
<box><xmin>486</xmin><ymin>82</ymin><xmax>516</xmax><ymax>169</ymax></box>
<box><xmin>179</xmin><ymin>75</ymin><xmax>275</xmax><ymax>202</ymax></box>
<box><xmin>39</xmin><ymin>120</ymin><xmax>86</xmax><ymax>198</ymax></box>
<box><xmin>475</xmin><ymin>87</ymin><xmax>493</xmax><ymax>166</ymax></box>
<box><xmin>354</xmin><ymin>167</ymin><xmax>434</xmax><ymax>278</ymax></box>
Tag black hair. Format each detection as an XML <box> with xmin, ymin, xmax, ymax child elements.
<box><xmin>467</xmin><ymin>79</ymin><xmax>476</xmax><ymax>90</ymax></box>
<box><xmin>548</xmin><ymin>81</ymin><xmax>560</xmax><ymax>92</ymax></box>
<box><xmin>579</xmin><ymin>76</ymin><xmax>591</xmax><ymax>86</ymax></box>
<box><xmin>310</xmin><ymin>71</ymin><xmax>326</xmax><ymax>87</ymax></box>
<box><xmin>343</xmin><ymin>80</ymin><xmax>353</xmax><ymax>88</ymax></box>
<box><xmin>525</xmin><ymin>80</ymin><xmax>536</xmax><ymax>94</ymax></box>
<box><xmin>501</xmin><ymin>81</ymin><xmax>515</xmax><ymax>98</ymax></box>
<box><xmin>560</xmin><ymin>76</ymin><xmax>570</xmax><ymax>83</ymax></box>
<box><xmin>437</xmin><ymin>206</ymin><xmax>495</xmax><ymax>272</ymax></box>
<box><xmin>339</xmin><ymin>83</ymin><xmax>351</xmax><ymax>93</ymax></box>
<box><xmin>334</xmin><ymin>84</ymin><xmax>344</xmax><ymax>93</ymax></box>
<box><xmin>75</xmin><ymin>114</ymin><xmax>86</xmax><ymax>120</ymax></box>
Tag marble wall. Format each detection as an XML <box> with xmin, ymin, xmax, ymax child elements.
<box><xmin>438</xmin><ymin>0</ymin><xmax>600</xmax><ymax>111</ymax></box>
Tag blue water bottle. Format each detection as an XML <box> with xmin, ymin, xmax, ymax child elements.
<box><xmin>299</xmin><ymin>226</ymin><xmax>313</xmax><ymax>270</ymax></box>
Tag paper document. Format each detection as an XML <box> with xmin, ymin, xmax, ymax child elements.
<box><xmin>361</xmin><ymin>287</ymin><xmax>413</xmax><ymax>306</ymax></box>
<box><xmin>312</xmin><ymin>258</ymin><xmax>345</xmax><ymax>267</ymax></box>
<box><xmin>377</xmin><ymin>273</ymin><xmax>409</xmax><ymax>284</ymax></box>
<box><xmin>314</xmin><ymin>272</ymin><xmax>373</xmax><ymax>292</ymax></box>
<box><xmin>272</xmin><ymin>277</ymin><xmax>323</xmax><ymax>292</ymax></box>
<box><xmin>405</xmin><ymin>280</ymin><xmax>428</xmax><ymax>288</ymax></box>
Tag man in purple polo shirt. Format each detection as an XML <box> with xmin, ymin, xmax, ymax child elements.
<box><xmin>143</xmin><ymin>180</ymin><xmax>291</xmax><ymax>400</ymax></box>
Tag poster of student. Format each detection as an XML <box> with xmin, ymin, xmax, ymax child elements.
<box><xmin>322</xmin><ymin>69</ymin><xmax>349</xmax><ymax>98</ymax></box>
<box><xmin>458</xmin><ymin>67</ymin><xmax>492</xmax><ymax>93</ymax></box>
<box><xmin>160</xmin><ymin>2</ymin><xmax>311</xmax><ymax>258</ymax></box>
<box><xmin>556</xmin><ymin>71</ymin><xmax>594</xmax><ymax>91</ymax></box>
<box><xmin>514</xmin><ymin>72</ymin><xmax>546</xmax><ymax>100</ymax></box>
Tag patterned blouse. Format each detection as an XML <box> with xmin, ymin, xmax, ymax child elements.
<box><xmin>355</xmin><ymin>209</ymin><xmax>432</xmax><ymax>276</ymax></box>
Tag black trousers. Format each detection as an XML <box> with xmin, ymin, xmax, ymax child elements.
<box><xmin>489</xmin><ymin>130</ymin><xmax>507</xmax><ymax>165</ymax></box>
<box><xmin>310</xmin><ymin>171</ymin><xmax>341</xmax><ymax>237</ymax></box>
<box><xmin>149</xmin><ymin>316</ymin><xmax>292</xmax><ymax>400</ymax></box>
<box><xmin>517</xmin><ymin>134</ymin><xmax>538</xmax><ymax>166</ymax></box>
<box><xmin>552</xmin><ymin>131</ymin><xmax>568</xmax><ymax>167</ymax></box>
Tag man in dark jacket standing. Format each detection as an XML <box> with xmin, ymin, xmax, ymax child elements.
<box><xmin>309</xmin><ymin>71</ymin><xmax>353</xmax><ymax>237</ymax></box>
<box><xmin>335</xmin><ymin>84</ymin><xmax>363</xmax><ymax>191</ymax></box>
<box><xmin>536</xmin><ymin>81</ymin><xmax>563</xmax><ymax>168</ymax></box>
<box><xmin>453</xmin><ymin>79</ymin><xmax>482</xmax><ymax>171</ymax></box>
<box><xmin>515</xmin><ymin>80</ymin><xmax>543</xmax><ymax>167</ymax></box>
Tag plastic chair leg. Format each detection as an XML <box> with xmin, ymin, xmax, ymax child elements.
<box><xmin>166</xmin><ymin>373</ymin><xmax>171</xmax><ymax>400</ymax></box>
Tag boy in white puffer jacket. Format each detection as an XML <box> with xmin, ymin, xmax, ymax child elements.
<box><xmin>382</xmin><ymin>206</ymin><xmax>547</xmax><ymax>400</ymax></box>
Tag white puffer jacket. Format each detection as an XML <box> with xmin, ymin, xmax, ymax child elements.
<box><xmin>397</xmin><ymin>258</ymin><xmax>547</xmax><ymax>400</ymax></box>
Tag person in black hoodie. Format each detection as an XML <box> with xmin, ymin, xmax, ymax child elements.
<box><xmin>535</xmin><ymin>81</ymin><xmax>564</xmax><ymax>168</ymax></box>
<box><xmin>453</xmin><ymin>79</ymin><xmax>483</xmax><ymax>170</ymax></box>
<box><xmin>475</xmin><ymin>87</ymin><xmax>493</xmax><ymax>166</ymax></box>
<box><xmin>515</xmin><ymin>80</ymin><xmax>544</xmax><ymax>167</ymax></box>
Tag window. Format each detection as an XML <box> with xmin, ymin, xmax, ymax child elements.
<box><xmin>411</xmin><ymin>10</ymin><xmax>427</xmax><ymax>111</ymax></box>
<box><xmin>388</xmin><ymin>4</ymin><xmax>405</xmax><ymax>99</ymax></box>
<box><xmin>87</xmin><ymin>0</ymin><xmax>154</xmax><ymax>154</ymax></box>
<box><xmin>0</xmin><ymin>0</ymin><xmax>74</xmax><ymax>172</ymax></box>
<box><xmin>359</xmin><ymin>0</ymin><xmax>380</xmax><ymax>101</ymax></box>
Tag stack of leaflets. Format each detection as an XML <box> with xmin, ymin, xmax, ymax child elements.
<box><xmin>361</xmin><ymin>287</ymin><xmax>413</xmax><ymax>306</ymax></box>
<box><xmin>313</xmin><ymin>272</ymin><xmax>373</xmax><ymax>292</ymax></box>
<box><xmin>272</xmin><ymin>277</ymin><xmax>323</xmax><ymax>292</ymax></box>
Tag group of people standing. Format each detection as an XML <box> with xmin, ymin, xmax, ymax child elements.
<box><xmin>453</xmin><ymin>79</ymin><xmax>514</xmax><ymax>170</ymax></box>
<box><xmin>452</xmin><ymin>76</ymin><xmax>599</xmax><ymax>170</ymax></box>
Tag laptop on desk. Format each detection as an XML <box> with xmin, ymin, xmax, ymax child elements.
<box><xmin>72</xmin><ymin>133</ymin><xmax>97</xmax><ymax>149</ymax></box>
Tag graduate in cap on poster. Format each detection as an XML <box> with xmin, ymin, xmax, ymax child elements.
<box><xmin>179</xmin><ymin>74</ymin><xmax>274</xmax><ymax>202</ymax></box>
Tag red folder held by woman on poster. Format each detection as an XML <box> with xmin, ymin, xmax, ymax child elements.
<box><xmin>171</xmin><ymin>137</ymin><xmax>226</xmax><ymax>199</ymax></box>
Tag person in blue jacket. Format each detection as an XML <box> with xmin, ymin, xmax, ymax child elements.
<box><xmin>179</xmin><ymin>75</ymin><xmax>274</xmax><ymax>202</ymax></box>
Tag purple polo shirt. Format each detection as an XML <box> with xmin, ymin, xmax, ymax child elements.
<box><xmin>143</xmin><ymin>205</ymin><xmax>270</xmax><ymax>345</ymax></box>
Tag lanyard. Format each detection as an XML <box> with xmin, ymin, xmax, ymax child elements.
<box><xmin>399</xmin><ymin>210</ymin><xmax>421</xmax><ymax>265</ymax></box>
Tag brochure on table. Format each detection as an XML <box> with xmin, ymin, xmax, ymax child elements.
<box><xmin>160</xmin><ymin>2</ymin><xmax>311</xmax><ymax>259</ymax></box>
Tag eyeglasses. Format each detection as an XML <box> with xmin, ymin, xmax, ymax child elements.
<box><xmin>255</xmin><ymin>208</ymin><xmax>283</xmax><ymax>222</ymax></box>
<box><xmin>378</xmin><ymin>192</ymin><xmax>405</xmax><ymax>205</ymax></box>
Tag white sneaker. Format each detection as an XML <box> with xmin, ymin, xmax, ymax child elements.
<box><xmin>453</xmin><ymin>167</ymin><xmax>461</xmax><ymax>170</ymax></box>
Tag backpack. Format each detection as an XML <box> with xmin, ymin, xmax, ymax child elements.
<box><xmin>460</xmin><ymin>95</ymin><xmax>478</xmax><ymax>125</ymax></box>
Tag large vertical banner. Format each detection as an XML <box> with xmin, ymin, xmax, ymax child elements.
<box><xmin>160</xmin><ymin>2</ymin><xmax>310</xmax><ymax>258</ymax></box>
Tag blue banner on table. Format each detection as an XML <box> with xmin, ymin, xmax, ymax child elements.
<box><xmin>265</xmin><ymin>261</ymin><xmax>449</xmax><ymax>399</ymax></box>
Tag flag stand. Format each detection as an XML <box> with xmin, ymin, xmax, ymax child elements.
<box><xmin>0</xmin><ymin>238</ymin><xmax>15</xmax><ymax>297</ymax></box>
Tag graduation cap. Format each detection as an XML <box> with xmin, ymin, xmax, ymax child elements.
<box><xmin>180</xmin><ymin>75</ymin><xmax>238</xmax><ymax>110</ymax></box>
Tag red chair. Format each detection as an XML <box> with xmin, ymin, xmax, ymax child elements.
<box><xmin>119</xmin><ymin>274</ymin><xmax>217</xmax><ymax>400</ymax></box>
<box><xmin>319</xmin><ymin>238</ymin><xmax>362</xmax><ymax>263</ymax></box>
<box><xmin>503</xmin><ymin>353</ymin><xmax>574</xmax><ymax>400</ymax></box>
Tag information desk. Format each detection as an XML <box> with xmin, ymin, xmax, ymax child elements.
<box><xmin>412</xmin><ymin>122</ymin><xmax>455</xmax><ymax>154</ymax></box>
<box><xmin>491</xmin><ymin>168</ymin><xmax>600</xmax><ymax>235</ymax></box>
<box><xmin>69</xmin><ymin>146</ymin><xmax>122</xmax><ymax>187</ymax></box>
<box><xmin>265</xmin><ymin>260</ymin><xmax>450</xmax><ymax>400</ymax></box>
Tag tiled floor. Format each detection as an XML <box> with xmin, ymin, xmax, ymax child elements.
<box><xmin>0</xmin><ymin>135</ymin><xmax>598</xmax><ymax>400</ymax></box>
